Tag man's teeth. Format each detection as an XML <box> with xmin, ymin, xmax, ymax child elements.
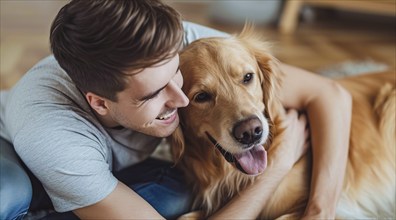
<box><xmin>157</xmin><ymin>110</ymin><xmax>176</xmax><ymax>120</ymax></box>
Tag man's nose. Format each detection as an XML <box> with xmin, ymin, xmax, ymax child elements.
<box><xmin>166</xmin><ymin>81</ymin><xmax>189</xmax><ymax>108</ymax></box>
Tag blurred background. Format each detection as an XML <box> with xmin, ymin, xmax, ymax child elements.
<box><xmin>1</xmin><ymin>0</ymin><xmax>395</xmax><ymax>90</ymax></box>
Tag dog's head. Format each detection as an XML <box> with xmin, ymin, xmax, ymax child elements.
<box><xmin>170</xmin><ymin>26</ymin><xmax>283</xmax><ymax>178</ymax></box>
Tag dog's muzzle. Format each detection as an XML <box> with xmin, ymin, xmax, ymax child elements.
<box><xmin>206</xmin><ymin>132</ymin><xmax>267</xmax><ymax>176</ymax></box>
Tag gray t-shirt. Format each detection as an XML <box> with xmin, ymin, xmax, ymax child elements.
<box><xmin>0</xmin><ymin>21</ymin><xmax>228</xmax><ymax>212</ymax></box>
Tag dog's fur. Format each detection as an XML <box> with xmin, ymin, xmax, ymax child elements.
<box><xmin>170</xmin><ymin>26</ymin><xmax>396</xmax><ymax>219</ymax></box>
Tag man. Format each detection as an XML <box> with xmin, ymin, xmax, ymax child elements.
<box><xmin>0</xmin><ymin>0</ymin><xmax>351</xmax><ymax>219</ymax></box>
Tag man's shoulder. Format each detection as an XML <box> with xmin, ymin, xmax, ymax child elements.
<box><xmin>1</xmin><ymin>55</ymin><xmax>94</xmax><ymax>142</ymax></box>
<box><xmin>6</xmin><ymin>55</ymin><xmax>73</xmax><ymax>96</ymax></box>
<box><xmin>23</xmin><ymin>55</ymin><xmax>70</xmax><ymax>86</ymax></box>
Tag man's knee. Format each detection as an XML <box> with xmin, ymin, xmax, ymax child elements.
<box><xmin>122</xmin><ymin>159</ymin><xmax>193</xmax><ymax>219</ymax></box>
<box><xmin>0</xmin><ymin>142</ymin><xmax>32</xmax><ymax>220</ymax></box>
<box><xmin>157</xmin><ymin>187</ymin><xmax>192</xmax><ymax>220</ymax></box>
<box><xmin>134</xmin><ymin>181</ymin><xmax>192</xmax><ymax>219</ymax></box>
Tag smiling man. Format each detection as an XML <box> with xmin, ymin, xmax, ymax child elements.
<box><xmin>0</xmin><ymin>0</ymin><xmax>349</xmax><ymax>219</ymax></box>
<box><xmin>87</xmin><ymin>55</ymin><xmax>187</xmax><ymax>138</ymax></box>
<box><xmin>0</xmin><ymin>1</ymin><xmax>213</xmax><ymax>219</ymax></box>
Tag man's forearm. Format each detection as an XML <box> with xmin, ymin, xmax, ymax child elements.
<box><xmin>304</xmin><ymin>83</ymin><xmax>352</xmax><ymax>218</ymax></box>
<box><xmin>74</xmin><ymin>182</ymin><xmax>165</xmax><ymax>220</ymax></box>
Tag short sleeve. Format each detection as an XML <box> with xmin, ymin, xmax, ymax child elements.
<box><xmin>182</xmin><ymin>21</ymin><xmax>230</xmax><ymax>47</ymax></box>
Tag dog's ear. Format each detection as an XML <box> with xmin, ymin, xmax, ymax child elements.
<box><xmin>238</xmin><ymin>24</ymin><xmax>283</xmax><ymax>120</ymax></box>
<box><xmin>168</xmin><ymin>125</ymin><xmax>185</xmax><ymax>164</ymax></box>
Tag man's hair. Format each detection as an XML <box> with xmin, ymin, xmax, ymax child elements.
<box><xmin>50</xmin><ymin>0</ymin><xmax>183</xmax><ymax>101</ymax></box>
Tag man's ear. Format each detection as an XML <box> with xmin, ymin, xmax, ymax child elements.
<box><xmin>85</xmin><ymin>92</ymin><xmax>110</xmax><ymax>116</ymax></box>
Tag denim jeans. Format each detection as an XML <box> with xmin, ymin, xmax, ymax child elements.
<box><xmin>0</xmin><ymin>138</ymin><xmax>192</xmax><ymax>220</ymax></box>
<box><xmin>0</xmin><ymin>138</ymin><xmax>32</xmax><ymax>220</ymax></box>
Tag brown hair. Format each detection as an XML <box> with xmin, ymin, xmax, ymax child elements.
<box><xmin>50</xmin><ymin>0</ymin><xmax>183</xmax><ymax>101</ymax></box>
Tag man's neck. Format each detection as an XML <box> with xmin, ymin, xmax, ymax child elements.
<box><xmin>93</xmin><ymin>109</ymin><xmax>120</xmax><ymax>129</ymax></box>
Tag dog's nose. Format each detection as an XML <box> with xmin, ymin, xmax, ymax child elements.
<box><xmin>233</xmin><ymin>117</ymin><xmax>263</xmax><ymax>145</ymax></box>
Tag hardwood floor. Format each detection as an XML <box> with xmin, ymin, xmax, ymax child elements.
<box><xmin>168</xmin><ymin>2</ymin><xmax>395</xmax><ymax>71</ymax></box>
<box><xmin>0</xmin><ymin>0</ymin><xmax>68</xmax><ymax>90</ymax></box>
<box><xmin>1</xmin><ymin>1</ymin><xmax>395</xmax><ymax>90</ymax></box>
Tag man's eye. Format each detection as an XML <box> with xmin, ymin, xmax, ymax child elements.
<box><xmin>145</xmin><ymin>92</ymin><xmax>160</xmax><ymax>101</ymax></box>
<box><xmin>243</xmin><ymin>73</ymin><xmax>254</xmax><ymax>84</ymax></box>
<box><xmin>194</xmin><ymin>92</ymin><xmax>212</xmax><ymax>103</ymax></box>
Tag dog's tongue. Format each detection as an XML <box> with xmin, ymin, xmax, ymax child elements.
<box><xmin>234</xmin><ymin>145</ymin><xmax>267</xmax><ymax>175</ymax></box>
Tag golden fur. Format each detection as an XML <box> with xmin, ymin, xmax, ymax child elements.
<box><xmin>170</xmin><ymin>26</ymin><xmax>396</xmax><ymax>219</ymax></box>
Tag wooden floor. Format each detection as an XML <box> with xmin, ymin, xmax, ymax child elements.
<box><xmin>1</xmin><ymin>1</ymin><xmax>395</xmax><ymax>90</ymax></box>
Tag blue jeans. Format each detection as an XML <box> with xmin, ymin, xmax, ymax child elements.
<box><xmin>0</xmin><ymin>138</ymin><xmax>192</xmax><ymax>220</ymax></box>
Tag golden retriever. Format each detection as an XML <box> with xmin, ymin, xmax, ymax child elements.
<box><xmin>170</xmin><ymin>26</ymin><xmax>396</xmax><ymax>219</ymax></box>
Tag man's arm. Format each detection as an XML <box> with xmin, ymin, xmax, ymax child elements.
<box><xmin>73</xmin><ymin>181</ymin><xmax>164</xmax><ymax>219</ymax></box>
<box><xmin>279</xmin><ymin>63</ymin><xmax>352</xmax><ymax>218</ymax></box>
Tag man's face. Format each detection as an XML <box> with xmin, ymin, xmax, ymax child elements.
<box><xmin>106</xmin><ymin>54</ymin><xmax>189</xmax><ymax>137</ymax></box>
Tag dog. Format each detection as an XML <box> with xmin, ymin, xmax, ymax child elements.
<box><xmin>170</xmin><ymin>26</ymin><xmax>396</xmax><ymax>219</ymax></box>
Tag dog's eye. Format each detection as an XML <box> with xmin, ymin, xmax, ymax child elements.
<box><xmin>243</xmin><ymin>73</ymin><xmax>254</xmax><ymax>84</ymax></box>
<box><xmin>194</xmin><ymin>92</ymin><xmax>212</xmax><ymax>103</ymax></box>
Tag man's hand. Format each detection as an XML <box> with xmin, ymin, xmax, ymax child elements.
<box><xmin>268</xmin><ymin>109</ymin><xmax>310</xmax><ymax>171</ymax></box>
<box><xmin>208</xmin><ymin>109</ymin><xmax>310</xmax><ymax>219</ymax></box>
